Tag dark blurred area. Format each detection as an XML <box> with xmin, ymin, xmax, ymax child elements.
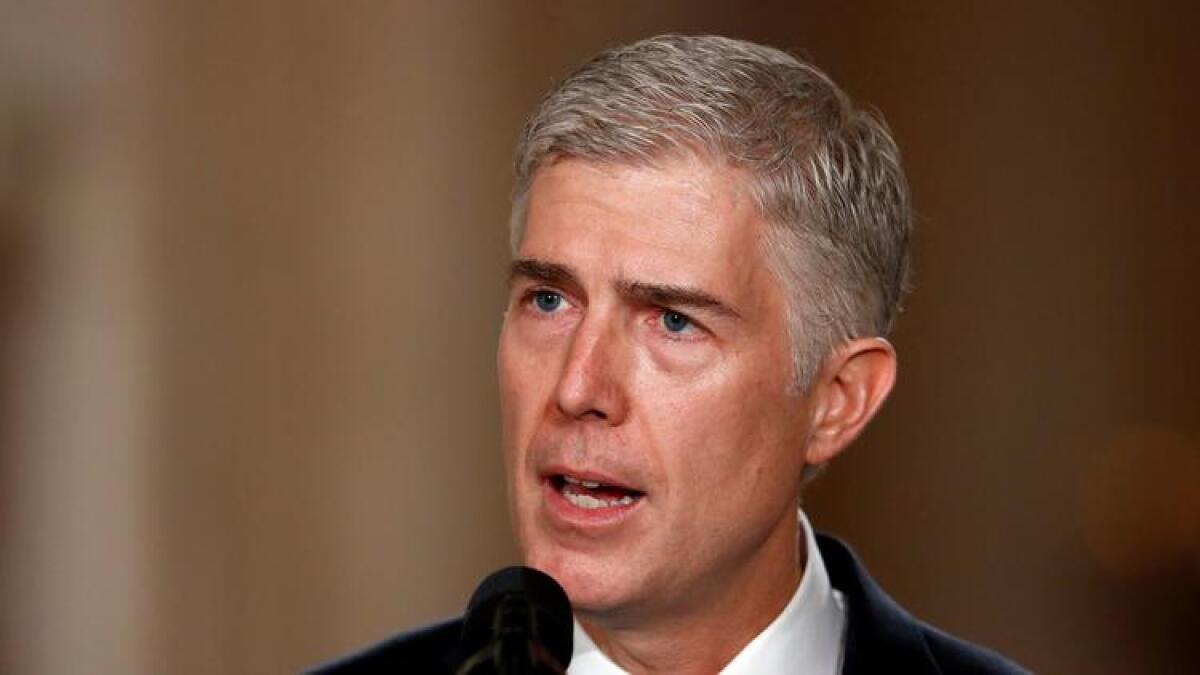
<box><xmin>2</xmin><ymin>2</ymin><xmax>1197</xmax><ymax>673</ymax></box>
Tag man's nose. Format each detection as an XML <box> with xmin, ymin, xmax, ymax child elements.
<box><xmin>553</xmin><ymin>313</ymin><xmax>629</xmax><ymax>424</ymax></box>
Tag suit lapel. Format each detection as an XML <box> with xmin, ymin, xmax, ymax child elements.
<box><xmin>816</xmin><ymin>534</ymin><xmax>941</xmax><ymax>675</ymax></box>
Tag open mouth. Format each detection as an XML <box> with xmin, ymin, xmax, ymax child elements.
<box><xmin>551</xmin><ymin>474</ymin><xmax>646</xmax><ymax>510</ymax></box>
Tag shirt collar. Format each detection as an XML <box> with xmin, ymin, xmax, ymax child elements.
<box><xmin>568</xmin><ymin>511</ymin><xmax>847</xmax><ymax>674</ymax></box>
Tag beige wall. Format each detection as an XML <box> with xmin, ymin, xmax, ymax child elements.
<box><xmin>3</xmin><ymin>2</ymin><xmax>1197</xmax><ymax>673</ymax></box>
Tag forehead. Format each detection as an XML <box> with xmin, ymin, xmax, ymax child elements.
<box><xmin>519</xmin><ymin>157</ymin><xmax>774</xmax><ymax>294</ymax></box>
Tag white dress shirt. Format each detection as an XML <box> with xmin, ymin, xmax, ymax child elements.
<box><xmin>568</xmin><ymin>511</ymin><xmax>847</xmax><ymax>674</ymax></box>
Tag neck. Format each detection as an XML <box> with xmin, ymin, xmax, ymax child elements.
<box><xmin>578</xmin><ymin>511</ymin><xmax>806</xmax><ymax>674</ymax></box>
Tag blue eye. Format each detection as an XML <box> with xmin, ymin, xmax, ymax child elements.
<box><xmin>662</xmin><ymin>311</ymin><xmax>692</xmax><ymax>333</ymax></box>
<box><xmin>533</xmin><ymin>291</ymin><xmax>564</xmax><ymax>313</ymax></box>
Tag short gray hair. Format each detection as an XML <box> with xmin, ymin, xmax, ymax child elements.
<box><xmin>510</xmin><ymin>34</ymin><xmax>911</xmax><ymax>388</ymax></box>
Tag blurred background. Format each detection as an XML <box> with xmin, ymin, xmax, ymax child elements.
<box><xmin>2</xmin><ymin>1</ymin><xmax>1197</xmax><ymax>673</ymax></box>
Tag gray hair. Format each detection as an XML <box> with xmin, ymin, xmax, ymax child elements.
<box><xmin>510</xmin><ymin>34</ymin><xmax>912</xmax><ymax>389</ymax></box>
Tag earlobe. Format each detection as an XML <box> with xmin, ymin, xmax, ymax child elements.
<box><xmin>805</xmin><ymin>337</ymin><xmax>897</xmax><ymax>466</ymax></box>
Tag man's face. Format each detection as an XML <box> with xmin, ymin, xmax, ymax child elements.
<box><xmin>498</xmin><ymin>155</ymin><xmax>815</xmax><ymax>624</ymax></box>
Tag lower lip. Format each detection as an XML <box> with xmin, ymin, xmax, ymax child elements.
<box><xmin>542</xmin><ymin>479</ymin><xmax>645</xmax><ymax>529</ymax></box>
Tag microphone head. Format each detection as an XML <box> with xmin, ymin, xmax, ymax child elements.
<box><xmin>460</xmin><ymin>566</ymin><xmax>573</xmax><ymax>672</ymax></box>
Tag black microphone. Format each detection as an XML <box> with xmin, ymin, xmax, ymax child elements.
<box><xmin>456</xmin><ymin>566</ymin><xmax>574</xmax><ymax>675</ymax></box>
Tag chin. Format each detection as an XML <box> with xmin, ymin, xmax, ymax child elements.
<box><xmin>522</xmin><ymin>542</ymin><xmax>642</xmax><ymax>615</ymax></box>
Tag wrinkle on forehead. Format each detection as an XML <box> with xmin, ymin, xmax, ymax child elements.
<box><xmin>531</xmin><ymin>157</ymin><xmax>754</xmax><ymax>237</ymax></box>
<box><xmin>521</xmin><ymin>156</ymin><xmax>791</xmax><ymax>347</ymax></box>
<box><xmin>527</xmin><ymin>158</ymin><xmax>763</xmax><ymax>270</ymax></box>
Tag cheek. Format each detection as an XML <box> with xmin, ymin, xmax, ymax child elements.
<box><xmin>497</xmin><ymin>329</ymin><xmax>527</xmax><ymax>439</ymax></box>
<box><xmin>661</xmin><ymin>369</ymin><xmax>806</xmax><ymax>494</ymax></box>
<box><xmin>498</xmin><ymin>326</ymin><xmax>560</xmax><ymax>452</ymax></box>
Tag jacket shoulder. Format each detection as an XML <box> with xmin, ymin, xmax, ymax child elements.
<box><xmin>303</xmin><ymin>617</ymin><xmax>463</xmax><ymax>675</ymax></box>
<box><xmin>920</xmin><ymin>624</ymin><xmax>1030</xmax><ymax>675</ymax></box>
<box><xmin>816</xmin><ymin>533</ymin><xmax>1030</xmax><ymax>675</ymax></box>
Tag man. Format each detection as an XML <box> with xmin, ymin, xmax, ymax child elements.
<box><xmin>310</xmin><ymin>34</ymin><xmax>1027</xmax><ymax>674</ymax></box>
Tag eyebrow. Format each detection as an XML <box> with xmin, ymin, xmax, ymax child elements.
<box><xmin>509</xmin><ymin>257</ymin><xmax>742</xmax><ymax>320</ymax></box>
<box><xmin>509</xmin><ymin>258</ymin><xmax>577</xmax><ymax>286</ymax></box>
<box><xmin>618</xmin><ymin>280</ymin><xmax>742</xmax><ymax>319</ymax></box>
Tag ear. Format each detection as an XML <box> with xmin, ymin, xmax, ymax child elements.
<box><xmin>804</xmin><ymin>337</ymin><xmax>897</xmax><ymax>466</ymax></box>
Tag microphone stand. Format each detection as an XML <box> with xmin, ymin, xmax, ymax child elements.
<box><xmin>457</xmin><ymin>593</ymin><xmax>567</xmax><ymax>675</ymax></box>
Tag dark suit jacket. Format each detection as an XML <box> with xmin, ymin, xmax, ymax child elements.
<box><xmin>305</xmin><ymin>534</ymin><xmax>1028</xmax><ymax>674</ymax></box>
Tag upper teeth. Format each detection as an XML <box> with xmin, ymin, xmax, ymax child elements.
<box><xmin>563</xmin><ymin>475</ymin><xmax>602</xmax><ymax>489</ymax></box>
